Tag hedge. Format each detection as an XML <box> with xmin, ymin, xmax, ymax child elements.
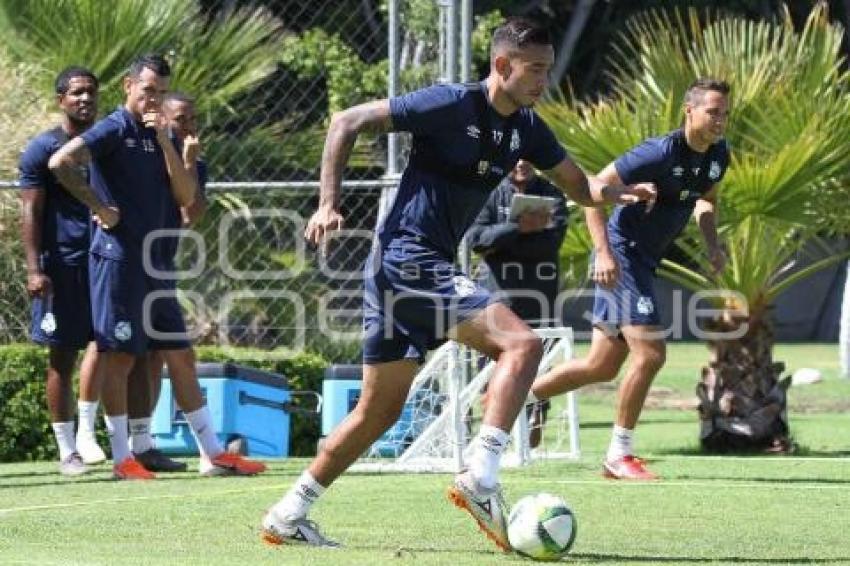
<box><xmin>0</xmin><ymin>344</ymin><xmax>330</xmax><ymax>462</ymax></box>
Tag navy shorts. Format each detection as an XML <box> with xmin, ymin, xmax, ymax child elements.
<box><xmin>363</xmin><ymin>245</ymin><xmax>495</xmax><ymax>364</ymax></box>
<box><xmin>30</xmin><ymin>258</ymin><xmax>92</xmax><ymax>349</ymax></box>
<box><xmin>592</xmin><ymin>244</ymin><xmax>661</xmax><ymax>332</ymax></box>
<box><xmin>89</xmin><ymin>254</ymin><xmax>189</xmax><ymax>354</ymax></box>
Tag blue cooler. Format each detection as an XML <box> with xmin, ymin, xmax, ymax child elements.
<box><xmin>151</xmin><ymin>363</ymin><xmax>291</xmax><ymax>457</ymax></box>
<box><xmin>321</xmin><ymin>364</ymin><xmax>445</xmax><ymax>457</ymax></box>
<box><xmin>322</xmin><ymin>364</ymin><xmax>362</xmax><ymax>437</ymax></box>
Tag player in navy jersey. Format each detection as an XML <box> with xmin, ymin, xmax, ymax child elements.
<box><xmin>529</xmin><ymin>78</ymin><xmax>731</xmax><ymax>480</ymax></box>
<box><xmin>19</xmin><ymin>66</ymin><xmax>110</xmax><ymax>475</ymax></box>
<box><xmin>49</xmin><ymin>54</ymin><xmax>265</xmax><ymax>480</ymax></box>
<box><xmin>262</xmin><ymin>18</ymin><xmax>655</xmax><ymax>550</ymax></box>
<box><xmin>129</xmin><ymin>91</ymin><xmax>209</xmax><ymax>473</ymax></box>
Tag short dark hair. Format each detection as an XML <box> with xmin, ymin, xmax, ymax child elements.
<box><xmin>127</xmin><ymin>53</ymin><xmax>171</xmax><ymax>79</ymax></box>
<box><xmin>163</xmin><ymin>91</ymin><xmax>194</xmax><ymax>106</ymax></box>
<box><xmin>55</xmin><ymin>66</ymin><xmax>98</xmax><ymax>95</ymax></box>
<box><xmin>491</xmin><ymin>17</ymin><xmax>551</xmax><ymax>56</ymax></box>
<box><xmin>684</xmin><ymin>78</ymin><xmax>730</xmax><ymax>105</ymax></box>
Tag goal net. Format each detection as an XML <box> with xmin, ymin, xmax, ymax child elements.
<box><xmin>352</xmin><ymin>327</ymin><xmax>579</xmax><ymax>473</ymax></box>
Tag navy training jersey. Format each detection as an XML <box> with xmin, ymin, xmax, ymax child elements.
<box><xmin>609</xmin><ymin>129</ymin><xmax>729</xmax><ymax>265</ymax></box>
<box><xmin>18</xmin><ymin>127</ymin><xmax>91</xmax><ymax>265</ymax></box>
<box><xmin>383</xmin><ymin>82</ymin><xmax>567</xmax><ymax>258</ymax></box>
<box><xmin>81</xmin><ymin>107</ymin><xmax>179</xmax><ymax>263</ymax></box>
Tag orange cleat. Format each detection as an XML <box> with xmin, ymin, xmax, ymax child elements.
<box><xmin>603</xmin><ymin>455</ymin><xmax>658</xmax><ymax>480</ymax></box>
<box><xmin>113</xmin><ymin>457</ymin><xmax>156</xmax><ymax>480</ymax></box>
<box><xmin>209</xmin><ymin>452</ymin><xmax>267</xmax><ymax>476</ymax></box>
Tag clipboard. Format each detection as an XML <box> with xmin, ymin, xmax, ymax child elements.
<box><xmin>509</xmin><ymin>193</ymin><xmax>558</xmax><ymax>221</ymax></box>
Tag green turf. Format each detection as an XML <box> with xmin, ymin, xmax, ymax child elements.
<box><xmin>1</xmin><ymin>343</ymin><xmax>849</xmax><ymax>565</ymax></box>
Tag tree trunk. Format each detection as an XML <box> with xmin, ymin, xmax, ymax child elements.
<box><xmin>696</xmin><ymin>308</ymin><xmax>793</xmax><ymax>453</ymax></box>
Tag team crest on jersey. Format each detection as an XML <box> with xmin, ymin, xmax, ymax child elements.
<box><xmin>453</xmin><ymin>276</ymin><xmax>477</xmax><ymax>297</ymax></box>
<box><xmin>509</xmin><ymin>129</ymin><xmax>520</xmax><ymax>152</ymax></box>
<box><xmin>709</xmin><ymin>160</ymin><xmax>721</xmax><ymax>180</ymax></box>
<box><xmin>672</xmin><ymin>166</ymin><xmax>684</xmax><ymax>177</ymax></box>
<box><xmin>40</xmin><ymin>313</ymin><xmax>57</xmax><ymax>336</ymax></box>
<box><xmin>114</xmin><ymin>321</ymin><xmax>132</xmax><ymax>342</ymax></box>
<box><xmin>636</xmin><ymin>296</ymin><xmax>654</xmax><ymax>315</ymax></box>
<box><xmin>466</xmin><ymin>125</ymin><xmax>480</xmax><ymax>139</ymax></box>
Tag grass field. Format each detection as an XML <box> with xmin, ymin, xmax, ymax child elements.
<box><xmin>1</xmin><ymin>343</ymin><xmax>849</xmax><ymax>565</ymax></box>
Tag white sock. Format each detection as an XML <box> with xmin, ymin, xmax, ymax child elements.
<box><xmin>184</xmin><ymin>406</ymin><xmax>222</xmax><ymax>459</ymax></box>
<box><xmin>129</xmin><ymin>417</ymin><xmax>154</xmax><ymax>454</ymax></box>
<box><xmin>52</xmin><ymin>421</ymin><xmax>76</xmax><ymax>461</ymax></box>
<box><xmin>77</xmin><ymin>400</ymin><xmax>99</xmax><ymax>439</ymax></box>
<box><xmin>469</xmin><ymin>424</ymin><xmax>511</xmax><ymax>489</ymax></box>
<box><xmin>274</xmin><ymin>470</ymin><xmax>326</xmax><ymax>520</ymax></box>
<box><xmin>606</xmin><ymin>424</ymin><xmax>634</xmax><ymax>462</ymax></box>
<box><xmin>104</xmin><ymin>414</ymin><xmax>130</xmax><ymax>463</ymax></box>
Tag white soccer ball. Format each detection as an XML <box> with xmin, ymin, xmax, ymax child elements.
<box><xmin>507</xmin><ymin>493</ymin><xmax>577</xmax><ymax>561</ymax></box>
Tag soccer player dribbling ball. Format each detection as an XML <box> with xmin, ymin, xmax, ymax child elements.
<box><xmin>261</xmin><ymin>18</ymin><xmax>655</xmax><ymax>550</ymax></box>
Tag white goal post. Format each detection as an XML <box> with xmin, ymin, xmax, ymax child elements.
<box><xmin>352</xmin><ymin>327</ymin><xmax>580</xmax><ymax>473</ymax></box>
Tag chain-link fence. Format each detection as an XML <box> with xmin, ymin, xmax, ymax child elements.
<box><xmin>0</xmin><ymin>0</ymin><xmax>476</xmax><ymax>362</ymax></box>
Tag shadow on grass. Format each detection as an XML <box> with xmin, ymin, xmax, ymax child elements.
<box><xmin>656</xmin><ymin>446</ymin><xmax>850</xmax><ymax>458</ymax></box>
<box><xmin>571</xmin><ymin>553</ymin><xmax>848</xmax><ymax>563</ymax></box>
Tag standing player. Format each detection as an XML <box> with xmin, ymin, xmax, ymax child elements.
<box><xmin>261</xmin><ymin>18</ymin><xmax>655</xmax><ymax>550</ymax></box>
<box><xmin>19</xmin><ymin>66</ymin><xmax>111</xmax><ymax>475</ymax></box>
<box><xmin>530</xmin><ymin>78</ymin><xmax>731</xmax><ymax>480</ymax></box>
<box><xmin>130</xmin><ymin>91</ymin><xmax>209</xmax><ymax>473</ymax></box>
<box><xmin>49</xmin><ymin>54</ymin><xmax>265</xmax><ymax>480</ymax></box>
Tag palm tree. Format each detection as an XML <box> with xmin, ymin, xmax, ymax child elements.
<box><xmin>0</xmin><ymin>0</ymin><xmax>284</xmax><ymax>179</ymax></box>
<box><xmin>538</xmin><ymin>3</ymin><xmax>850</xmax><ymax>452</ymax></box>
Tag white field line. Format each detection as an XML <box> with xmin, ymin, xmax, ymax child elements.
<box><xmin>0</xmin><ymin>483</ymin><xmax>288</xmax><ymax>515</ymax></box>
<box><xmin>531</xmin><ymin>478</ymin><xmax>850</xmax><ymax>491</ymax></box>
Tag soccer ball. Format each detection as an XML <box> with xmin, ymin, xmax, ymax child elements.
<box><xmin>507</xmin><ymin>493</ymin><xmax>576</xmax><ymax>561</ymax></box>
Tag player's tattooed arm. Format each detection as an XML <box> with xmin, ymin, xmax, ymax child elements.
<box><xmin>318</xmin><ymin>99</ymin><xmax>392</xmax><ymax>209</ymax></box>
<box><xmin>307</xmin><ymin>100</ymin><xmax>393</xmax><ymax>246</ymax></box>
<box><xmin>48</xmin><ymin>138</ymin><xmax>119</xmax><ymax>228</ymax></box>
<box><xmin>545</xmin><ymin>156</ymin><xmax>656</xmax><ymax>207</ymax></box>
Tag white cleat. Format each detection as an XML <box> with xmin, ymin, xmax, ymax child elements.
<box><xmin>58</xmin><ymin>452</ymin><xmax>88</xmax><ymax>476</ymax></box>
<box><xmin>75</xmin><ymin>435</ymin><xmax>106</xmax><ymax>465</ymax></box>
<box><xmin>261</xmin><ymin>508</ymin><xmax>340</xmax><ymax>548</ymax></box>
<box><xmin>447</xmin><ymin>470</ymin><xmax>510</xmax><ymax>552</ymax></box>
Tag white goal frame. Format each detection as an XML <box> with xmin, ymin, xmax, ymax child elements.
<box><xmin>352</xmin><ymin>327</ymin><xmax>579</xmax><ymax>473</ymax></box>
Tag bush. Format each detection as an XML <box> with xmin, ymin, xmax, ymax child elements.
<box><xmin>0</xmin><ymin>344</ymin><xmax>330</xmax><ymax>462</ymax></box>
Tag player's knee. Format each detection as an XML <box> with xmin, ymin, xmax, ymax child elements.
<box><xmin>513</xmin><ymin>332</ymin><xmax>543</xmax><ymax>364</ymax></box>
<box><xmin>634</xmin><ymin>347</ymin><xmax>666</xmax><ymax>373</ymax></box>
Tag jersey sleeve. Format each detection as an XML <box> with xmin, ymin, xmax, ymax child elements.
<box><xmin>80</xmin><ymin>116</ymin><xmax>123</xmax><ymax>159</ymax></box>
<box><xmin>520</xmin><ymin>112</ymin><xmax>567</xmax><ymax>171</ymax></box>
<box><xmin>389</xmin><ymin>85</ymin><xmax>461</xmax><ymax>136</ymax></box>
<box><xmin>17</xmin><ymin>137</ymin><xmax>50</xmax><ymax>190</ymax></box>
<box><xmin>614</xmin><ymin>139</ymin><xmax>667</xmax><ymax>185</ymax></box>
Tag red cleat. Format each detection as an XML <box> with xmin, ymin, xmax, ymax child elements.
<box><xmin>603</xmin><ymin>455</ymin><xmax>658</xmax><ymax>480</ymax></box>
<box><xmin>113</xmin><ymin>457</ymin><xmax>156</xmax><ymax>480</ymax></box>
<box><xmin>209</xmin><ymin>452</ymin><xmax>267</xmax><ymax>476</ymax></box>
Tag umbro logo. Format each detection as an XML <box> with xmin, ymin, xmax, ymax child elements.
<box><xmin>672</xmin><ymin>166</ymin><xmax>684</xmax><ymax>177</ymax></box>
<box><xmin>466</xmin><ymin>125</ymin><xmax>480</xmax><ymax>139</ymax></box>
